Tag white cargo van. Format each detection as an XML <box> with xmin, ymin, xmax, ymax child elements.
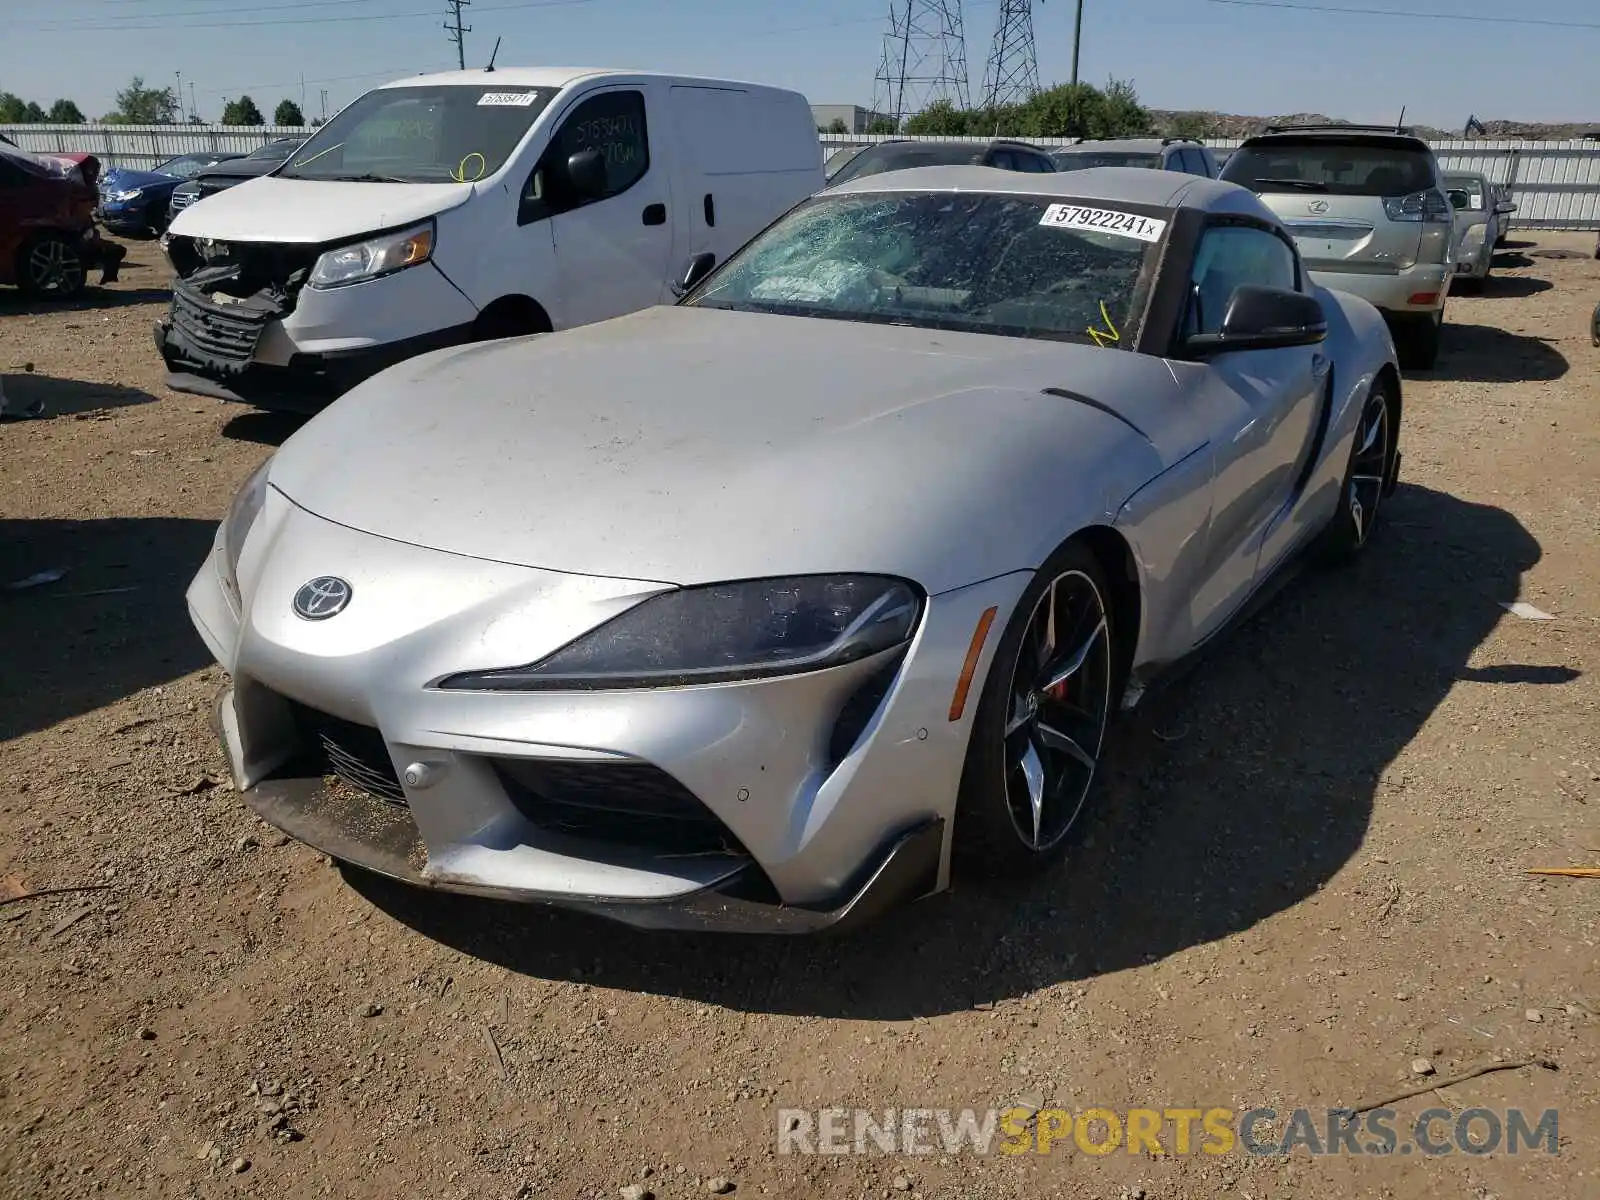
<box><xmin>157</xmin><ymin>68</ymin><xmax>823</xmax><ymax>411</ymax></box>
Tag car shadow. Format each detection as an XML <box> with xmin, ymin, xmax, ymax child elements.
<box><xmin>349</xmin><ymin>483</ymin><xmax>1560</xmax><ymax>1018</ymax></box>
<box><xmin>1417</xmin><ymin>323</ymin><xmax>1567</xmax><ymax>383</ymax></box>
<box><xmin>0</xmin><ymin>518</ymin><xmax>216</xmax><ymax>742</ymax></box>
<box><xmin>221</xmin><ymin>411</ymin><xmax>311</xmax><ymax>447</ymax></box>
<box><xmin>1491</xmin><ymin>250</ymin><xmax>1534</xmax><ymax>271</ymax></box>
<box><xmin>0</xmin><ymin>287</ymin><xmax>170</xmax><ymax>316</ymax></box>
<box><xmin>1</xmin><ymin>374</ymin><xmax>160</xmax><ymax>419</ymax></box>
<box><xmin>1497</xmin><ymin>238</ymin><xmax>1537</xmax><ymax>251</ymax></box>
<box><xmin>1475</xmin><ymin>275</ymin><xmax>1552</xmax><ymax>299</ymax></box>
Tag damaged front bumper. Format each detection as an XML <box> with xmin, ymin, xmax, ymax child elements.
<box><xmin>153</xmin><ymin>268</ymin><xmax>476</xmax><ymax>412</ymax></box>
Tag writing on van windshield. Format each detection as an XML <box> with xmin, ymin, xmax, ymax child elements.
<box><xmin>570</xmin><ymin>112</ymin><xmax>642</xmax><ymax>171</ymax></box>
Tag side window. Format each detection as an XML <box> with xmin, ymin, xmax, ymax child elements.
<box><xmin>988</xmin><ymin>150</ymin><xmax>1018</xmax><ymax>171</ymax></box>
<box><xmin>0</xmin><ymin>158</ymin><xmax>31</xmax><ymax>188</ymax></box>
<box><xmin>1184</xmin><ymin>225</ymin><xmax>1300</xmax><ymax>338</ymax></box>
<box><xmin>1023</xmin><ymin>153</ymin><xmax>1054</xmax><ymax>173</ymax></box>
<box><xmin>1181</xmin><ymin>148</ymin><xmax>1208</xmax><ymax>176</ymax></box>
<box><xmin>1163</xmin><ymin>149</ymin><xmax>1187</xmax><ymax>172</ymax></box>
<box><xmin>524</xmin><ymin>89</ymin><xmax>648</xmax><ymax>219</ymax></box>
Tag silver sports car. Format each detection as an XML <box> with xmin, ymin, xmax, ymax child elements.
<box><xmin>187</xmin><ymin>166</ymin><xmax>1402</xmax><ymax>933</ymax></box>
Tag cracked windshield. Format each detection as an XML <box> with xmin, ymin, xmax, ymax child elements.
<box><xmin>687</xmin><ymin>192</ymin><xmax>1159</xmax><ymax>347</ymax></box>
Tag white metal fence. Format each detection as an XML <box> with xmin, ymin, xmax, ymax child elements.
<box><xmin>6</xmin><ymin>123</ymin><xmax>1598</xmax><ymax>230</ymax></box>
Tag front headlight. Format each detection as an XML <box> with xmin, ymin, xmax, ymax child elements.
<box><xmin>110</xmin><ymin>188</ymin><xmax>144</xmax><ymax>202</ymax></box>
<box><xmin>439</xmin><ymin>575</ymin><xmax>923</xmax><ymax>691</ymax></box>
<box><xmin>220</xmin><ymin>458</ymin><xmax>273</xmax><ymax>599</ymax></box>
<box><xmin>309</xmin><ymin>220</ymin><xmax>435</xmax><ymax>289</ymax></box>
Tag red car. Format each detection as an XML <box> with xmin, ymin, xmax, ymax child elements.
<box><xmin>0</xmin><ymin>143</ymin><xmax>124</xmax><ymax>299</ymax></box>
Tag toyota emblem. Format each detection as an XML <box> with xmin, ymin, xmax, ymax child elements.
<box><xmin>1307</xmin><ymin>199</ymin><xmax>1329</xmax><ymax>215</ymax></box>
<box><xmin>293</xmin><ymin>576</ymin><xmax>353</xmax><ymax>621</ymax></box>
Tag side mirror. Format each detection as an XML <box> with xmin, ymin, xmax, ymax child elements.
<box><xmin>564</xmin><ymin>148</ymin><xmax>608</xmax><ymax>201</ymax></box>
<box><xmin>1184</xmin><ymin>285</ymin><xmax>1327</xmax><ymax>357</ymax></box>
<box><xmin>672</xmin><ymin>251</ymin><xmax>716</xmax><ymax>298</ymax></box>
<box><xmin>1495</xmin><ymin>200</ymin><xmax>1517</xmax><ymax>214</ymax></box>
<box><xmin>1447</xmin><ymin>190</ymin><xmax>1470</xmax><ymax>211</ymax></box>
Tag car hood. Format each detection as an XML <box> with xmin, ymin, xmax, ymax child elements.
<box><xmin>269</xmin><ymin>306</ymin><xmax>1196</xmax><ymax>593</ymax></box>
<box><xmin>102</xmin><ymin>167</ymin><xmax>180</xmax><ymax>190</ymax></box>
<box><xmin>168</xmin><ymin>174</ymin><xmax>473</xmax><ymax>243</ymax></box>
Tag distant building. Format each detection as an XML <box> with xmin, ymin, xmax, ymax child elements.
<box><xmin>811</xmin><ymin>104</ymin><xmax>892</xmax><ymax>134</ymax></box>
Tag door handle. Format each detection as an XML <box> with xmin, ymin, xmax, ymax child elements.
<box><xmin>1312</xmin><ymin>352</ymin><xmax>1331</xmax><ymax>378</ymax></box>
<box><xmin>642</xmin><ymin>203</ymin><xmax>667</xmax><ymax>226</ymax></box>
<box><xmin>703</xmin><ymin>193</ymin><xmax>715</xmax><ymax>227</ymax></box>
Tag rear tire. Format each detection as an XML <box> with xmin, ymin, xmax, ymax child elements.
<box><xmin>1392</xmin><ymin>311</ymin><xmax>1441</xmax><ymax>370</ymax></box>
<box><xmin>1590</xmin><ymin>299</ymin><xmax>1600</xmax><ymax>348</ymax></box>
<box><xmin>953</xmin><ymin>539</ymin><xmax>1118</xmax><ymax>881</ymax></box>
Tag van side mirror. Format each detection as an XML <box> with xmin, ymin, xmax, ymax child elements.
<box><xmin>1447</xmin><ymin>190</ymin><xmax>1470</xmax><ymax>211</ymax></box>
<box><xmin>1494</xmin><ymin>199</ymin><xmax>1517</xmax><ymax>215</ymax></box>
<box><xmin>672</xmin><ymin>251</ymin><xmax>717</xmax><ymax>298</ymax></box>
<box><xmin>565</xmin><ymin>148</ymin><xmax>608</xmax><ymax>201</ymax></box>
<box><xmin>1183</xmin><ymin>285</ymin><xmax>1327</xmax><ymax>357</ymax></box>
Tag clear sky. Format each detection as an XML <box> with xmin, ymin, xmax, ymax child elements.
<box><xmin>2</xmin><ymin>0</ymin><xmax>1595</xmax><ymax>128</ymax></box>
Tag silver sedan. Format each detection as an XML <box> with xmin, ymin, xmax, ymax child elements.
<box><xmin>188</xmin><ymin>167</ymin><xmax>1402</xmax><ymax>933</ymax></box>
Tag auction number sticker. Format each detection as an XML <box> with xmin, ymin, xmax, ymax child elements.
<box><xmin>478</xmin><ymin>91</ymin><xmax>541</xmax><ymax>107</ymax></box>
<box><xmin>1039</xmin><ymin>204</ymin><xmax>1167</xmax><ymax>243</ymax></box>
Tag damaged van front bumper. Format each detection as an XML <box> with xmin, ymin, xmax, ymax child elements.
<box><xmin>154</xmin><ymin>236</ymin><xmax>478</xmax><ymax>411</ymax></box>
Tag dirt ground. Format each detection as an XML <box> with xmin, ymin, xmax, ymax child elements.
<box><xmin>1</xmin><ymin>235</ymin><xmax>1597</xmax><ymax>1200</ymax></box>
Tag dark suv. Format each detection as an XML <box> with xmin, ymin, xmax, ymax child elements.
<box><xmin>1050</xmin><ymin>137</ymin><xmax>1218</xmax><ymax>178</ymax></box>
<box><xmin>1222</xmin><ymin>124</ymin><xmax>1452</xmax><ymax>368</ymax></box>
<box><xmin>824</xmin><ymin>138</ymin><xmax>1056</xmax><ymax>188</ymax></box>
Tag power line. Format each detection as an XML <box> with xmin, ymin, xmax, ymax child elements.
<box><xmin>44</xmin><ymin>0</ymin><xmax>384</xmax><ymax>23</ymax></box>
<box><xmin>444</xmin><ymin>0</ymin><xmax>472</xmax><ymax>71</ymax></box>
<box><xmin>1206</xmin><ymin>0</ymin><xmax>1600</xmax><ymax>30</ymax></box>
<box><xmin>24</xmin><ymin>0</ymin><xmax>595</xmax><ymax>33</ymax></box>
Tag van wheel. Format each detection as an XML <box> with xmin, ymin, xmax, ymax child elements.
<box><xmin>473</xmin><ymin>300</ymin><xmax>551</xmax><ymax>342</ymax></box>
<box><xmin>1393</xmin><ymin>311</ymin><xmax>1441</xmax><ymax>371</ymax></box>
<box><xmin>18</xmin><ymin>234</ymin><xmax>87</xmax><ymax>299</ymax></box>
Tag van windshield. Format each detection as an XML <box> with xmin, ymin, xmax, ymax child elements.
<box><xmin>1222</xmin><ymin>137</ymin><xmax>1436</xmax><ymax>196</ymax></box>
<box><xmin>278</xmin><ymin>84</ymin><xmax>554</xmax><ymax>184</ymax></box>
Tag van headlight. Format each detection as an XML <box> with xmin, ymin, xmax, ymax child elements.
<box><xmin>309</xmin><ymin>220</ymin><xmax>435</xmax><ymax>289</ymax></box>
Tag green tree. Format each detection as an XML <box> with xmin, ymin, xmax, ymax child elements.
<box><xmin>1096</xmin><ymin>77</ymin><xmax>1150</xmax><ymax>138</ymax></box>
<box><xmin>22</xmin><ymin>101</ymin><xmax>46</xmax><ymax>123</ymax></box>
<box><xmin>109</xmin><ymin>76</ymin><xmax>180</xmax><ymax>124</ymax></box>
<box><xmin>827</xmin><ymin>117</ymin><xmax>849</xmax><ymax>135</ymax></box>
<box><xmin>273</xmin><ymin>98</ymin><xmax>305</xmax><ymax>126</ymax></box>
<box><xmin>905</xmin><ymin>99</ymin><xmax>972</xmax><ymax>137</ymax></box>
<box><xmin>47</xmin><ymin>98</ymin><xmax>86</xmax><ymax>124</ymax></box>
<box><xmin>1017</xmin><ymin>83</ymin><xmax>1105</xmax><ymax>138</ymax></box>
<box><xmin>865</xmin><ymin>116</ymin><xmax>897</xmax><ymax>135</ymax></box>
<box><xmin>0</xmin><ymin>92</ymin><xmax>29</xmax><ymax>123</ymax></box>
<box><xmin>221</xmin><ymin>95</ymin><xmax>265</xmax><ymax>126</ymax></box>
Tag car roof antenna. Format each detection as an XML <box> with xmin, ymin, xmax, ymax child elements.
<box><xmin>1394</xmin><ymin>105</ymin><xmax>1406</xmax><ymax>133</ymax></box>
<box><xmin>485</xmin><ymin>36</ymin><xmax>501</xmax><ymax>72</ymax></box>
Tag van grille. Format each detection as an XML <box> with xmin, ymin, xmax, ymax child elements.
<box><xmin>169</xmin><ymin>285</ymin><xmax>268</xmax><ymax>367</ymax></box>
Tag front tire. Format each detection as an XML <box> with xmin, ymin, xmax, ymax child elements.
<box><xmin>1318</xmin><ymin>376</ymin><xmax>1396</xmax><ymax>560</ymax></box>
<box><xmin>17</xmin><ymin>234</ymin><xmax>86</xmax><ymax>299</ymax></box>
<box><xmin>953</xmin><ymin>540</ymin><xmax>1117</xmax><ymax>880</ymax></box>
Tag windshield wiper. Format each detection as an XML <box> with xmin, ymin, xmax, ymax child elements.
<box><xmin>1250</xmin><ymin>178</ymin><xmax>1329</xmax><ymax>192</ymax></box>
<box><xmin>284</xmin><ymin>171</ymin><xmax>409</xmax><ymax>183</ymax></box>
